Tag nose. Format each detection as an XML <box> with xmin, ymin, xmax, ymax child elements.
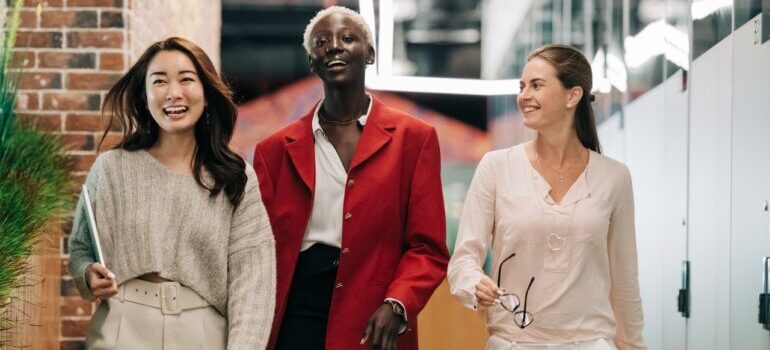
<box><xmin>325</xmin><ymin>36</ymin><xmax>342</xmax><ymax>53</ymax></box>
<box><xmin>165</xmin><ymin>81</ymin><xmax>182</xmax><ymax>101</ymax></box>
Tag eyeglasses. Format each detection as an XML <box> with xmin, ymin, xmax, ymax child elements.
<box><xmin>496</xmin><ymin>252</ymin><xmax>535</xmax><ymax>328</ymax></box>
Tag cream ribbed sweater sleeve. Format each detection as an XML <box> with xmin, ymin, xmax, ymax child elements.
<box><xmin>226</xmin><ymin>166</ymin><xmax>276</xmax><ymax>350</ymax></box>
<box><xmin>608</xmin><ymin>167</ymin><xmax>646</xmax><ymax>350</ymax></box>
<box><xmin>68</xmin><ymin>156</ymin><xmax>104</xmax><ymax>301</ymax></box>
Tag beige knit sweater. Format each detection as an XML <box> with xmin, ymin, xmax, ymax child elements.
<box><xmin>68</xmin><ymin>149</ymin><xmax>276</xmax><ymax>349</ymax></box>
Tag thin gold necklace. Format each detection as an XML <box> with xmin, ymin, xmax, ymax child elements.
<box><xmin>535</xmin><ymin>149</ymin><xmax>586</xmax><ymax>182</ymax></box>
<box><xmin>318</xmin><ymin>106</ymin><xmax>362</xmax><ymax>125</ymax></box>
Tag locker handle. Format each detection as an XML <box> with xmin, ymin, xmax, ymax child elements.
<box><xmin>678</xmin><ymin>260</ymin><xmax>690</xmax><ymax>318</ymax></box>
<box><xmin>759</xmin><ymin>257</ymin><xmax>770</xmax><ymax>330</ymax></box>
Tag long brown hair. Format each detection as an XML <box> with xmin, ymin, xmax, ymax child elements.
<box><xmin>100</xmin><ymin>37</ymin><xmax>247</xmax><ymax>207</ymax></box>
<box><xmin>528</xmin><ymin>44</ymin><xmax>602</xmax><ymax>154</ymax></box>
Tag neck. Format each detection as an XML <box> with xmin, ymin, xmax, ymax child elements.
<box><xmin>151</xmin><ymin>130</ymin><xmax>197</xmax><ymax>165</ymax></box>
<box><xmin>321</xmin><ymin>82</ymin><xmax>369</xmax><ymax>122</ymax></box>
<box><xmin>532</xmin><ymin>130</ymin><xmax>584</xmax><ymax>167</ymax></box>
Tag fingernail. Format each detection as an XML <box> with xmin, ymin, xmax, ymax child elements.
<box><xmin>107</xmin><ymin>272</ymin><xmax>115</xmax><ymax>279</ymax></box>
<box><xmin>494</xmin><ymin>298</ymin><xmax>501</xmax><ymax>304</ymax></box>
<box><xmin>497</xmin><ymin>289</ymin><xmax>505</xmax><ymax>295</ymax></box>
<box><xmin>360</xmin><ymin>337</ymin><xmax>366</xmax><ymax>345</ymax></box>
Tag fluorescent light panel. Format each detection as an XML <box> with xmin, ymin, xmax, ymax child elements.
<box><xmin>360</xmin><ymin>0</ymin><xmax>519</xmax><ymax>96</ymax></box>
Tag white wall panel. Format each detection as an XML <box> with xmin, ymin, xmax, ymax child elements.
<box><xmin>624</xmin><ymin>82</ymin><xmax>666</xmax><ymax>350</ymax></box>
<box><xmin>687</xmin><ymin>36</ymin><xmax>733</xmax><ymax>350</ymax></box>
<box><xmin>661</xmin><ymin>70</ymin><xmax>688</xmax><ymax>350</ymax></box>
<box><xmin>730</xmin><ymin>16</ymin><xmax>770</xmax><ymax>350</ymax></box>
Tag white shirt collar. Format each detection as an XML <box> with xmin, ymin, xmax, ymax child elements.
<box><xmin>311</xmin><ymin>94</ymin><xmax>373</xmax><ymax>136</ymax></box>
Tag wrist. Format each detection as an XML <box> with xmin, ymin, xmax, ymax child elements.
<box><xmin>384</xmin><ymin>300</ymin><xmax>406</xmax><ymax>323</ymax></box>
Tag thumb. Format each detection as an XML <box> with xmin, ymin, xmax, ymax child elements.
<box><xmin>361</xmin><ymin>317</ymin><xmax>373</xmax><ymax>345</ymax></box>
<box><xmin>91</xmin><ymin>263</ymin><xmax>115</xmax><ymax>279</ymax></box>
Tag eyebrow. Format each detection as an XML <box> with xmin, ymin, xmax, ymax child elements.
<box><xmin>149</xmin><ymin>70</ymin><xmax>198</xmax><ymax>76</ymax></box>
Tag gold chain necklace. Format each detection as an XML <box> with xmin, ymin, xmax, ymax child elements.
<box><xmin>535</xmin><ymin>149</ymin><xmax>585</xmax><ymax>182</ymax></box>
<box><xmin>318</xmin><ymin>107</ymin><xmax>361</xmax><ymax>125</ymax></box>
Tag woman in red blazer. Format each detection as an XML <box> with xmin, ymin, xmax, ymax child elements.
<box><xmin>253</xmin><ymin>6</ymin><xmax>449</xmax><ymax>350</ymax></box>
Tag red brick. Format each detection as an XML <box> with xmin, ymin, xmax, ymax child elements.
<box><xmin>60</xmin><ymin>277</ymin><xmax>80</xmax><ymax>296</ymax></box>
<box><xmin>60</xmin><ymin>340</ymin><xmax>86</xmax><ymax>350</ymax></box>
<box><xmin>61</xmin><ymin>297</ymin><xmax>93</xmax><ymax>317</ymax></box>
<box><xmin>15</xmin><ymin>31</ymin><xmax>63</xmax><ymax>48</ymax></box>
<box><xmin>98</xmin><ymin>51</ymin><xmax>123</xmax><ymax>70</ymax></box>
<box><xmin>67</xmin><ymin>31</ymin><xmax>122</xmax><ymax>48</ymax></box>
<box><xmin>18</xmin><ymin>10</ymin><xmax>37</xmax><ymax>28</ymax></box>
<box><xmin>59</xmin><ymin>133</ymin><xmax>95</xmax><ymax>151</ymax></box>
<box><xmin>19</xmin><ymin>71</ymin><xmax>61</xmax><ymax>89</ymax></box>
<box><xmin>15</xmin><ymin>91</ymin><xmax>40</xmax><ymax>110</ymax></box>
<box><xmin>65</xmin><ymin>113</ymin><xmax>103</xmax><ymax>131</ymax></box>
<box><xmin>42</xmin><ymin>92</ymin><xmax>100</xmax><ymax>111</ymax></box>
<box><xmin>39</xmin><ymin>51</ymin><xmax>95</xmax><ymax>69</ymax></box>
<box><xmin>66</xmin><ymin>72</ymin><xmax>120</xmax><ymax>90</ymax></box>
<box><xmin>69</xmin><ymin>173</ymin><xmax>87</xmax><ymax>185</ymax></box>
<box><xmin>100</xmin><ymin>10</ymin><xmax>123</xmax><ymax>27</ymax></box>
<box><xmin>68</xmin><ymin>0</ymin><xmax>122</xmax><ymax>7</ymax></box>
<box><xmin>97</xmin><ymin>132</ymin><xmax>122</xmax><ymax>149</ymax></box>
<box><xmin>41</xmin><ymin>10</ymin><xmax>97</xmax><ymax>28</ymax></box>
<box><xmin>10</xmin><ymin>50</ymin><xmax>35</xmax><ymax>68</ymax></box>
<box><xmin>17</xmin><ymin>113</ymin><xmax>62</xmax><ymax>131</ymax></box>
<box><xmin>62</xmin><ymin>319</ymin><xmax>89</xmax><ymax>337</ymax></box>
<box><xmin>69</xmin><ymin>153</ymin><xmax>96</xmax><ymax>172</ymax></box>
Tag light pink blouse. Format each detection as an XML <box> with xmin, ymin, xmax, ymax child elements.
<box><xmin>447</xmin><ymin>144</ymin><xmax>646</xmax><ymax>349</ymax></box>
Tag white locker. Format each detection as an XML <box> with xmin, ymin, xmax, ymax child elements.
<box><xmin>729</xmin><ymin>15</ymin><xmax>770</xmax><ymax>349</ymax></box>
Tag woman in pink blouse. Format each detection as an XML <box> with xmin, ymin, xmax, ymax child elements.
<box><xmin>447</xmin><ymin>45</ymin><xmax>646</xmax><ymax>350</ymax></box>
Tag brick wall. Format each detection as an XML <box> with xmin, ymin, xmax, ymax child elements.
<box><xmin>9</xmin><ymin>1</ymin><xmax>221</xmax><ymax>349</ymax></box>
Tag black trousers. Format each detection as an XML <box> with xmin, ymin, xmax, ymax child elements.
<box><xmin>275</xmin><ymin>244</ymin><xmax>340</xmax><ymax>350</ymax></box>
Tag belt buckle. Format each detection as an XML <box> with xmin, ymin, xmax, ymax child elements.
<box><xmin>160</xmin><ymin>282</ymin><xmax>181</xmax><ymax>315</ymax></box>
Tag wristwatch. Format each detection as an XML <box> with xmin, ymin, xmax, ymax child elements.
<box><xmin>384</xmin><ymin>299</ymin><xmax>406</xmax><ymax>323</ymax></box>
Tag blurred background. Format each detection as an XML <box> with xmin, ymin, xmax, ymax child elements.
<box><xmin>5</xmin><ymin>0</ymin><xmax>770</xmax><ymax>349</ymax></box>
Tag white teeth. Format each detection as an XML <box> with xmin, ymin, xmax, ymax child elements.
<box><xmin>522</xmin><ymin>106</ymin><xmax>538</xmax><ymax>112</ymax></box>
<box><xmin>164</xmin><ymin>106</ymin><xmax>188</xmax><ymax>114</ymax></box>
<box><xmin>326</xmin><ymin>59</ymin><xmax>346</xmax><ymax>67</ymax></box>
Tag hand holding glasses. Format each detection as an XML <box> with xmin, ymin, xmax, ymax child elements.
<box><xmin>496</xmin><ymin>253</ymin><xmax>535</xmax><ymax>328</ymax></box>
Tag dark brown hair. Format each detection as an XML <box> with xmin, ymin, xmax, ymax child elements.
<box><xmin>528</xmin><ymin>44</ymin><xmax>602</xmax><ymax>153</ymax></box>
<box><xmin>100</xmin><ymin>37</ymin><xmax>247</xmax><ymax>207</ymax></box>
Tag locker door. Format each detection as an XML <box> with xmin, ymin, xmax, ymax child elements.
<box><xmin>687</xmin><ymin>37</ymin><xmax>732</xmax><ymax>350</ymax></box>
<box><xmin>729</xmin><ymin>15</ymin><xmax>770</xmax><ymax>350</ymax></box>
<box><xmin>661</xmin><ymin>70</ymin><xmax>688</xmax><ymax>350</ymax></box>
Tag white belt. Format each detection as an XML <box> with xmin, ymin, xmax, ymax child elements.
<box><xmin>119</xmin><ymin>278</ymin><xmax>209</xmax><ymax>315</ymax></box>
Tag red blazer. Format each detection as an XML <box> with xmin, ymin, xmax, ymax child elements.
<box><xmin>253</xmin><ymin>96</ymin><xmax>449</xmax><ymax>350</ymax></box>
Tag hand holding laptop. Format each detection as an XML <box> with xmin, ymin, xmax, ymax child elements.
<box><xmin>81</xmin><ymin>184</ymin><xmax>117</xmax><ymax>298</ymax></box>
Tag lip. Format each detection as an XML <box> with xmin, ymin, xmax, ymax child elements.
<box><xmin>324</xmin><ymin>58</ymin><xmax>349</xmax><ymax>73</ymax></box>
<box><xmin>163</xmin><ymin>105</ymin><xmax>189</xmax><ymax>120</ymax></box>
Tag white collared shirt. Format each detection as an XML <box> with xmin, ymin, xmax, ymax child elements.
<box><xmin>301</xmin><ymin>98</ymin><xmax>372</xmax><ymax>251</ymax></box>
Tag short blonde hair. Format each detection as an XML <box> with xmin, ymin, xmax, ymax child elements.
<box><xmin>302</xmin><ymin>6</ymin><xmax>375</xmax><ymax>55</ymax></box>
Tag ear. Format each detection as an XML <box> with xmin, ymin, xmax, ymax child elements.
<box><xmin>366</xmin><ymin>46</ymin><xmax>376</xmax><ymax>65</ymax></box>
<box><xmin>567</xmin><ymin>86</ymin><xmax>583</xmax><ymax>108</ymax></box>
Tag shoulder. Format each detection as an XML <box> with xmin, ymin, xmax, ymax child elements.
<box><xmin>257</xmin><ymin>118</ymin><xmax>309</xmax><ymax>149</ymax></box>
<box><xmin>383</xmin><ymin>105</ymin><xmax>434</xmax><ymax>135</ymax></box>
<box><xmin>591</xmin><ymin>152</ymin><xmax>632</xmax><ymax>183</ymax></box>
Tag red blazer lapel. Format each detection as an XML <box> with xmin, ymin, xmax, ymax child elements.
<box><xmin>284</xmin><ymin>108</ymin><xmax>316</xmax><ymax>193</ymax></box>
<box><xmin>350</xmin><ymin>96</ymin><xmax>396</xmax><ymax>171</ymax></box>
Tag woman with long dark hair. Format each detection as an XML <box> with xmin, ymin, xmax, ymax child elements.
<box><xmin>68</xmin><ymin>37</ymin><xmax>275</xmax><ymax>349</ymax></box>
<box><xmin>448</xmin><ymin>45</ymin><xmax>645</xmax><ymax>350</ymax></box>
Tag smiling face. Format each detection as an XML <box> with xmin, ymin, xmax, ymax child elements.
<box><xmin>517</xmin><ymin>57</ymin><xmax>582</xmax><ymax>132</ymax></box>
<box><xmin>308</xmin><ymin>12</ymin><xmax>374</xmax><ymax>86</ymax></box>
<box><xmin>145</xmin><ymin>50</ymin><xmax>206</xmax><ymax>136</ymax></box>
